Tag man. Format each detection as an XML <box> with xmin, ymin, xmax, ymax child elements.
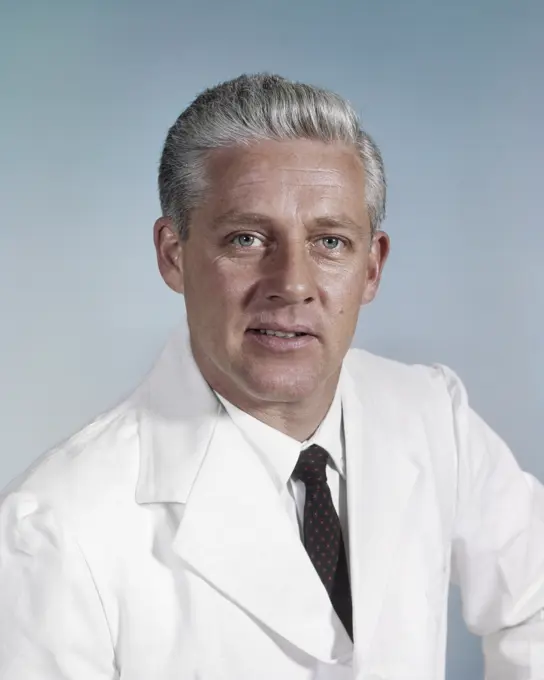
<box><xmin>1</xmin><ymin>73</ymin><xmax>543</xmax><ymax>680</ymax></box>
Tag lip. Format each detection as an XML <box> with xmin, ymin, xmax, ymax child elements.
<box><xmin>247</xmin><ymin>323</ymin><xmax>317</xmax><ymax>336</ymax></box>
<box><xmin>245</xmin><ymin>330</ymin><xmax>317</xmax><ymax>352</ymax></box>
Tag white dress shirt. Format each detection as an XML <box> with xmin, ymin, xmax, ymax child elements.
<box><xmin>214</xmin><ymin>388</ymin><xmax>349</xmax><ymax>561</ymax></box>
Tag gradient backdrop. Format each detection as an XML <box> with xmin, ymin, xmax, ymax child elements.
<box><xmin>1</xmin><ymin>1</ymin><xmax>543</xmax><ymax>677</ymax></box>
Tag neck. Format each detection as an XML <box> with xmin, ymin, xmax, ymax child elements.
<box><xmin>188</xmin><ymin>337</ymin><xmax>341</xmax><ymax>441</ymax></box>
<box><xmin>235</xmin><ymin>383</ymin><xmax>339</xmax><ymax>442</ymax></box>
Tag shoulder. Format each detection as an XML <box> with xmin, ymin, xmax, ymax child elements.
<box><xmin>0</xmin><ymin>392</ymin><xmax>141</xmax><ymax>537</ymax></box>
<box><xmin>343</xmin><ymin>347</ymin><xmax>466</xmax><ymax>412</ymax></box>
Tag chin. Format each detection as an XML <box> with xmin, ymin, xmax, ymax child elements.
<box><xmin>241</xmin><ymin>368</ymin><xmax>323</xmax><ymax>403</ymax></box>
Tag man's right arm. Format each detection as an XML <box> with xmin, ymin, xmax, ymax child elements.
<box><xmin>0</xmin><ymin>491</ymin><xmax>118</xmax><ymax>679</ymax></box>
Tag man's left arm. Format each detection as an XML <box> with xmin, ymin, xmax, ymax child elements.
<box><xmin>442</xmin><ymin>365</ymin><xmax>544</xmax><ymax>678</ymax></box>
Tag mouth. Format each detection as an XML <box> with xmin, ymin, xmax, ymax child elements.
<box><xmin>247</xmin><ymin>329</ymin><xmax>310</xmax><ymax>339</ymax></box>
<box><xmin>246</xmin><ymin>322</ymin><xmax>317</xmax><ymax>337</ymax></box>
<box><xmin>245</xmin><ymin>326</ymin><xmax>317</xmax><ymax>352</ymax></box>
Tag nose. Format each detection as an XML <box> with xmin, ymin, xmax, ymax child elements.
<box><xmin>263</xmin><ymin>241</ymin><xmax>316</xmax><ymax>305</ymax></box>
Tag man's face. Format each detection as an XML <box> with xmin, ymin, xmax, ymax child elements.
<box><xmin>155</xmin><ymin>139</ymin><xmax>389</xmax><ymax>406</ymax></box>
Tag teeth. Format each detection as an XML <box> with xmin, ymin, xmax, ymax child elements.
<box><xmin>259</xmin><ymin>329</ymin><xmax>298</xmax><ymax>338</ymax></box>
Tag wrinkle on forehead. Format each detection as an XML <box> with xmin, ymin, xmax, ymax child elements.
<box><xmin>223</xmin><ymin>166</ymin><xmax>363</xmax><ymax>196</ymax></box>
<box><xmin>207</xmin><ymin>140</ymin><xmax>363</xmax><ymax>181</ymax></box>
<box><xmin>200</xmin><ymin>139</ymin><xmax>367</xmax><ymax>221</ymax></box>
<box><xmin>232</xmin><ymin>178</ymin><xmax>347</xmax><ymax>189</ymax></box>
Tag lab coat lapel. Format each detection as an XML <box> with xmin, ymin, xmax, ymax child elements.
<box><xmin>172</xmin><ymin>410</ymin><xmax>353</xmax><ymax>663</ymax></box>
<box><xmin>340</xmin><ymin>355</ymin><xmax>421</xmax><ymax>668</ymax></box>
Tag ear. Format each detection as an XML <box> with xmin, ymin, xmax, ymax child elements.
<box><xmin>153</xmin><ymin>217</ymin><xmax>185</xmax><ymax>294</ymax></box>
<box><xmin>361</xmin><ymin>230</ymin><xmax>390</xmax><ymax>306</ymax></box>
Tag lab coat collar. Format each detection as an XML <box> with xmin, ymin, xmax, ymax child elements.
<box><xmin>135</xmin><ymin>323</ymin><xmax>220</xmax><ymax>504</ymax></box>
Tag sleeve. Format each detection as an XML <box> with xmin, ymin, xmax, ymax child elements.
<box><xmin>0</xmin><ymin>491</ymin><xmax>118</xmax><ymax>679</ymax></box>
<box><xmin>441</xmin><ymin>365</ymin><xmax>544</xmax><ymax>678</ymax></box>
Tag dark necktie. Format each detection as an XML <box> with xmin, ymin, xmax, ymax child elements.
<box><xmin>293</xmin><ymin>444</ymin><xmax>353</xmax><ymax>640</ymax></box>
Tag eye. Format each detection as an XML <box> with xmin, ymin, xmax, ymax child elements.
<box><xmin>319</xmin><ymin>236</ymin><xmax>343</xmax><ymax>250</ymax></box>
<box><xmin>231</xmin><ymin>233</ymin><xmax>261</xmax><ymax>248</ymax></box>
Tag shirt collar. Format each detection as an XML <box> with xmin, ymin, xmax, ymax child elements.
<box><xmin>303</xmin><ymin>386</ymin><xmax>345</xmax><ymax>478</ymax></box>
<box><xmin>214</xmin><ymin>386</ymin><xmax>345</xmax><ymax>494</ymax></box>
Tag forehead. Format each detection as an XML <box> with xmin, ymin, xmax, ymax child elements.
<box><xmin>202</xmin><ymin>139</ymin><xmax>367</xmax><ymax>218</ymax></box>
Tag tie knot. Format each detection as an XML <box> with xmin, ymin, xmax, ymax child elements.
<box><xmin>293</xmin><ymin>444</ymin><xmax>329</xmax><ymax>487</ymax></box>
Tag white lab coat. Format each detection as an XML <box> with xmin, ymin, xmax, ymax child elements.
<box><xmin>1</xmin><ymin>326</ymin><xmax>544</xmax><ymax>679</ymax></box>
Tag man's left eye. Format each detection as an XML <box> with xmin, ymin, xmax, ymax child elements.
<box><xmin>320</xmin><ymin>237</ymin><xmax>342</xmax><ymax>250</ymax></box>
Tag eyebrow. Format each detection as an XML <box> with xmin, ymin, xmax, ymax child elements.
<box><xmin>210</xmin><ymin>211</ymin><xmax>274</xmax><ymax>230</ymax></box>
<box><xmin>312</xmin><ymin>215</ymin><xmax>366</xmax><ymax>232</ymax></box>
<box><xmin>210</xmin><ymin>211</ymin><xmax>366</xmax><ymax>232</ymax></box>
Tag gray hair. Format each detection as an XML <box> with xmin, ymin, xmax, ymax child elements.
<box><xmin>158</xmin><ymin>73</ymin><xmax>386</xmax><ymax>239</ymax></box>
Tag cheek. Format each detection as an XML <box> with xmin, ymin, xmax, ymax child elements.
<box><xmin>323</xmin><ymin>266</ymin><xmax>367</xmax><ymax>312</ymax></box>
<box><xmin>215</xmin><ymin>258</ymin><xmax>259</xmax><ymax>297</ymax></box>
<box><xmin>185</xmin><ymin>258</ymin><xmax>252</xmax><ymax>314</ymax></box>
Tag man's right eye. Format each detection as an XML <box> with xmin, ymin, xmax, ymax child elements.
<box><xmin>231</xmin><ymin>234</ymin><xmax>259</xmax><ymax>247</ymax></box>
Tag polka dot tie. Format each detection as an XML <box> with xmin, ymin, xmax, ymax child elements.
<box><xmin>293</xmin><ymin>444</ymin><xmax>353</xmax><ymax>640</ymax></box>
